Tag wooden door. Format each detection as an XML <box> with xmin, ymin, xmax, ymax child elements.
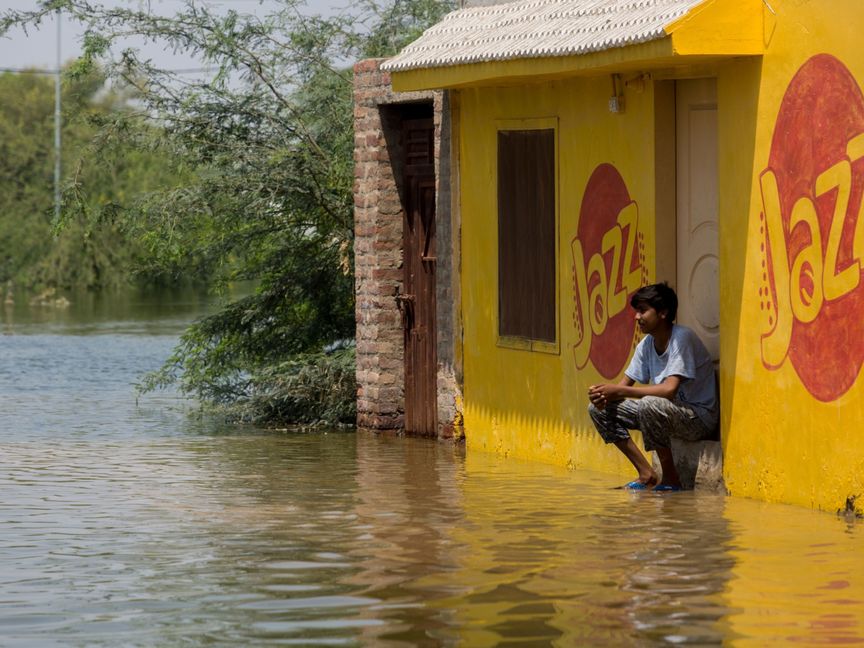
<box><xmin>399</xmin><ymin>118</ymin><xmax>437</xmax><ymax>435</ymax></box>
<box><xmin>676</xmin><ymin>79</ymin><xmax>720</xmax><ymax>360</ymax></box>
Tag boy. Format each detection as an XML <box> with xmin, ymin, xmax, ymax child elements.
<box><xmin>587</xmin><ymin>283</ymin><xmax>718</xmax><ymax>491</ymax></box>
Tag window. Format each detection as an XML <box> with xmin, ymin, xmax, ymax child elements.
<box><xmin>497</xmin><ymin>125</ymin><xmax>557</xmax><ymax>349</ymax></box>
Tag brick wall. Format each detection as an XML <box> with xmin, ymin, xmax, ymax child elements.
<box><xmin>353</xmin><ymin>58</ymin><xmax>462</xmax><ymax>436</ymax></box>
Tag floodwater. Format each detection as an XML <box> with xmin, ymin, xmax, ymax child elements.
<box><xmin>1</xmin><ymin>291</ymin><xmax>864</xmax><ymax>647</ymax></box>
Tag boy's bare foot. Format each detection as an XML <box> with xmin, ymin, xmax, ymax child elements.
<box><xmin>638</xmin><ymin>472</ymin><xmax>659</xmax><ymax>488</ymax></box>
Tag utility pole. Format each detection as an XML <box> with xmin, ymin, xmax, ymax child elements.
<box><xmin>54</xmin><ymin>8</ymin><xmax>61</xmax><ymax>223</ymax></box>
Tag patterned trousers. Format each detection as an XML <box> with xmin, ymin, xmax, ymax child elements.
<box><xmin>588</xmin><ymin>396</ymin><xmax>713</xmax><ymax>452</ymax></box>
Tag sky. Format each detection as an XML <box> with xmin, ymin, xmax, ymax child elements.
<box><xmin>0</xmin><ymin>0</ymin><xmax>346</xmax><ymax>73</ymax></box>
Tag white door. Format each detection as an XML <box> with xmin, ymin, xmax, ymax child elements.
<box><xmin>676</xmin><ymin>78</ymin><xmax>719</xmax><ymax>360</ymax></box>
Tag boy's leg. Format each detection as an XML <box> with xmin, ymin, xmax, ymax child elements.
<box><xmin>588</xmin><ymin>400</ymin><xmax>659</xmax><ymax>486</ymax></box>
<box><xmin>614</xmin><ymin>438</ymin><xmax>659</xmax><ymax>486</ymax></box>
<box><xmin>637</xmin><ymin>397</ymin><xmax>712</xmax><ymax>488</ymax></box>
<box><xmin>654</xmin><ymin>447</ymin><xmax>681</xmax><ymax>488</ymax></box>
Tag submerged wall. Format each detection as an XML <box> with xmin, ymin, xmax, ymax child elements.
<box><xmin>452</xmin><ymin>0</ymin><xmax>864</xmax><ymax>512</ymax></box>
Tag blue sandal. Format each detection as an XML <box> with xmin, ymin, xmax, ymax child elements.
<box><xmin>652</xmin><ymin>484</ymin><xmax>683</xmax><ymax>493</ymax></box>
<box><xmin>623</xmin><ymin>480</ymin><xmax>649</xmax><ymax>490</ymax></box>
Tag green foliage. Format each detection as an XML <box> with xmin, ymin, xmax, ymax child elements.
<box><xmin>0</xmin><ymin>68</ymin><xmax>181</xmax><ymax>290</ymax></box>
<box><xmin>170</xmin><ymin>348</ymin><xmax>357</xmax><ymax>427</ymax></box>
<box><xmin>1</xmin><ymin>0</ymin><xmax>454</xmax><ymax>424</ymax></box>
<box><xmin>245</xmin><ymin>348</ymin><xmax>357</xmax><ymax>427</ymax></box>
<box><xmin>361</xmin><ymin>0</ymin><xmax>455</xmax><ymax>57</ymax></box>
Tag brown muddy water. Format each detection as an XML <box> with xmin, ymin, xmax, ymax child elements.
<box><xmin>1</xmin><ymin>291</ymin><xmax>863</xmax><ymax>646</ymax></box>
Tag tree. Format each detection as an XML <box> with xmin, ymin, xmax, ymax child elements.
<box><xmin>0</xmin><ymin>68</ymin><xmax>176</xmax><ymax>290</ymax></box>
<box><xmin>1</xmin><ymin>0</ymin><xmax>454</xmax><ymax>424</ymax></box>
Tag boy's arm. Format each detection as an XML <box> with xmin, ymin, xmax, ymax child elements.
<box><xmin>588</xmin><ymin>375</ymin><xmax>682</xmax><ymax>409</ymax></box>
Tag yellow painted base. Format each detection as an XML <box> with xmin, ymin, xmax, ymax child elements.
<box><xmin>464</xmin><ymin>404</ymin><xmax>645</xmax><ymax>480</ymax></box>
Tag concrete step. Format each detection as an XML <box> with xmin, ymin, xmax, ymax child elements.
<box><xmin>653</xmin><ymin>438</ymin><xmax>725</xmax><ymax>493</ymax></box>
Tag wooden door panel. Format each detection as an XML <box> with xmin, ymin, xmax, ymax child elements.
<box><xmin>402</xmin><ymin>118</ymin><xmax>437</xmax><ymax>436</ymax></box>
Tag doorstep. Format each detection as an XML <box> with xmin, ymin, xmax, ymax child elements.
<box><xmin>663</xmin><ymin>439</ymin><xmax>725</xmax><ymax>493</ymax></box>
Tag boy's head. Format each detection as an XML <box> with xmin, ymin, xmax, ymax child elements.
<box><xmin>630</xmin><ymin>282</ymin><xmax>678</xmax><ymax>321</ymax></box>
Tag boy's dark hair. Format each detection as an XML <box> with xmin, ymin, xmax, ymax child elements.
<box><xmin>630</xmin><ymin>282</ymin><xmax>678</xmax><ymax>321</ymax></box>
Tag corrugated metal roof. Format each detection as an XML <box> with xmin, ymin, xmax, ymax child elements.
<box><xmin>382</xmin><ymin>0</ymin><xmax>708</xmax><ymax>72</ymax></box>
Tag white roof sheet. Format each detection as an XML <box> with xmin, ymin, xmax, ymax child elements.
<box><xmin>382</xmin><ymin>0</ymin><xmax>708</xmax><ymax>72</ymax></box>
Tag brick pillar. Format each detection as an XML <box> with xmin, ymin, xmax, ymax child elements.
<box><xmin>354</xmin><ymin>59</ymin><xmax>401</xmax><ymax>430</ymax></box>
<box><xmin>353</xmin><ymin>58</ymin><xmax>462</xmax><ymax>436</ymax></box>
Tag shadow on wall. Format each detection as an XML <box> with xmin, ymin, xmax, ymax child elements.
<box><xmin>379</xmin><ymin>101</ymin><xmax>435</xmax><ymax>219</ymax></box>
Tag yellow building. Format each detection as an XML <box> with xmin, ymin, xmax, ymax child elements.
<box><xmin>358</xmin><ymin>0</ymin><xmax>864</xmax><ymax>512</ymax></box>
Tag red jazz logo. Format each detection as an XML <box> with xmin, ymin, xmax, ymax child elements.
<box><xmin>572</xmin><ymin>163</ymin><xmax>647</xmax><ymax>378</ymax></box>
<box><xmin>759</xmin><ymin>54</ymin><xmax>864</xmax><ymax>401</ymax></box>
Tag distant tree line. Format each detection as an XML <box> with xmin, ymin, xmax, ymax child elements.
<box><xmin>1</xmin><ymin>0</ymin><xmax>454</xmax><ymax>425</ymax></box>
<box><xmin>0</xmin><ymin>68</ymin><xmax>180</xmax><ymax>290</ymax></box>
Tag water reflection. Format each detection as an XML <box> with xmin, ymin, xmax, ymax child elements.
<box><xmin>723</xmin><ymin>499</ymin><xmax>864</xmax><ymax>645</ymax></box>
<box><xmin>350</xmin><ymin>436</ymin><xmax>466</xmax><ymax>646</ymax></box>
<box><xmin>0</xmin><ymin>285</ymin><xmax>220</xmax><ymax>336</ymax></box>
<box><xmin>1</xmin><ymin>295</ymin><xmax>863</xmax><ymax>645</ymax></box>
<box><xmin>427</xmin><ymin>455</ymin><xmax>736</xmax><ymax>646</ymax></box>
<box><xmin>3</xmin><ymin>427</ymin><xmax>864</xmax><ymax>645</ymax></box>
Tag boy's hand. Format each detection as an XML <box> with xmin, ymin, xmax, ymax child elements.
<box><xmin>588</xmin><ymin>384</ymin><xmax>616</xmax><ymax>410</ymax></box>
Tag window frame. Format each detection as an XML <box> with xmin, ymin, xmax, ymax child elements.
<box><xmin>494</xmin><ymin>117</ymin><xmax>560</xmax><ymax>355</ymax></box>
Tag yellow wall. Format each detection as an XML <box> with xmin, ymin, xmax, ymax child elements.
<box><xmin>455</xmin><ymin>0</ymin><xmax>864</xmax><ymax>512</ymax></box>
<box><xmin>458</xmin><ymin>78</ymin><xmax>659</xmax><ymax>478</ymax></box>
<box><xmin>722</xmin><ymin>0</ymin><xmax>864</xmax><ymax>510</ymax></box>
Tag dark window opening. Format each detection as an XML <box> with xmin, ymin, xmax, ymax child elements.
<box><xmin>497</xmin><ymin>128</ymin><xmax>556</xmax><ymax>343</ymax></box>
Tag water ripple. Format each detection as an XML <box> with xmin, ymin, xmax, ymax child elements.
<box><xmin>2</xmin><ymin>326</ymin><xmax>864</xmax><ymax>645</ymax></box>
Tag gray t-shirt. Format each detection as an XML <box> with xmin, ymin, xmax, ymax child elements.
<box><xmin>624</xmin><ymin>324</ymin><xmax>718</xmax><ymax>431</ymax></box>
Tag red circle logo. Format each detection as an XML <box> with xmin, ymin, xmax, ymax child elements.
<box><xmin>760</xmin><ymin>54</ymin><xmax>864</xmax><ymax>401</ymax></box>
<box><xmin>572</xmin><ymin>163</ymin><xmax>646</xmax><ymax>378</ymax></box>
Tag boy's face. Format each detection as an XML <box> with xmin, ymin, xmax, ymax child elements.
<box><xmin>633</xmin><ymin>302</ymin><xmax>668</xmax><ymax>335</ymax></box>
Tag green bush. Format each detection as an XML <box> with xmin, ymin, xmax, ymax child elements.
<box><xmin>236</xmin><ymin>348</ymin><xmax>356</xmax><ymax>427</ymax></box>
